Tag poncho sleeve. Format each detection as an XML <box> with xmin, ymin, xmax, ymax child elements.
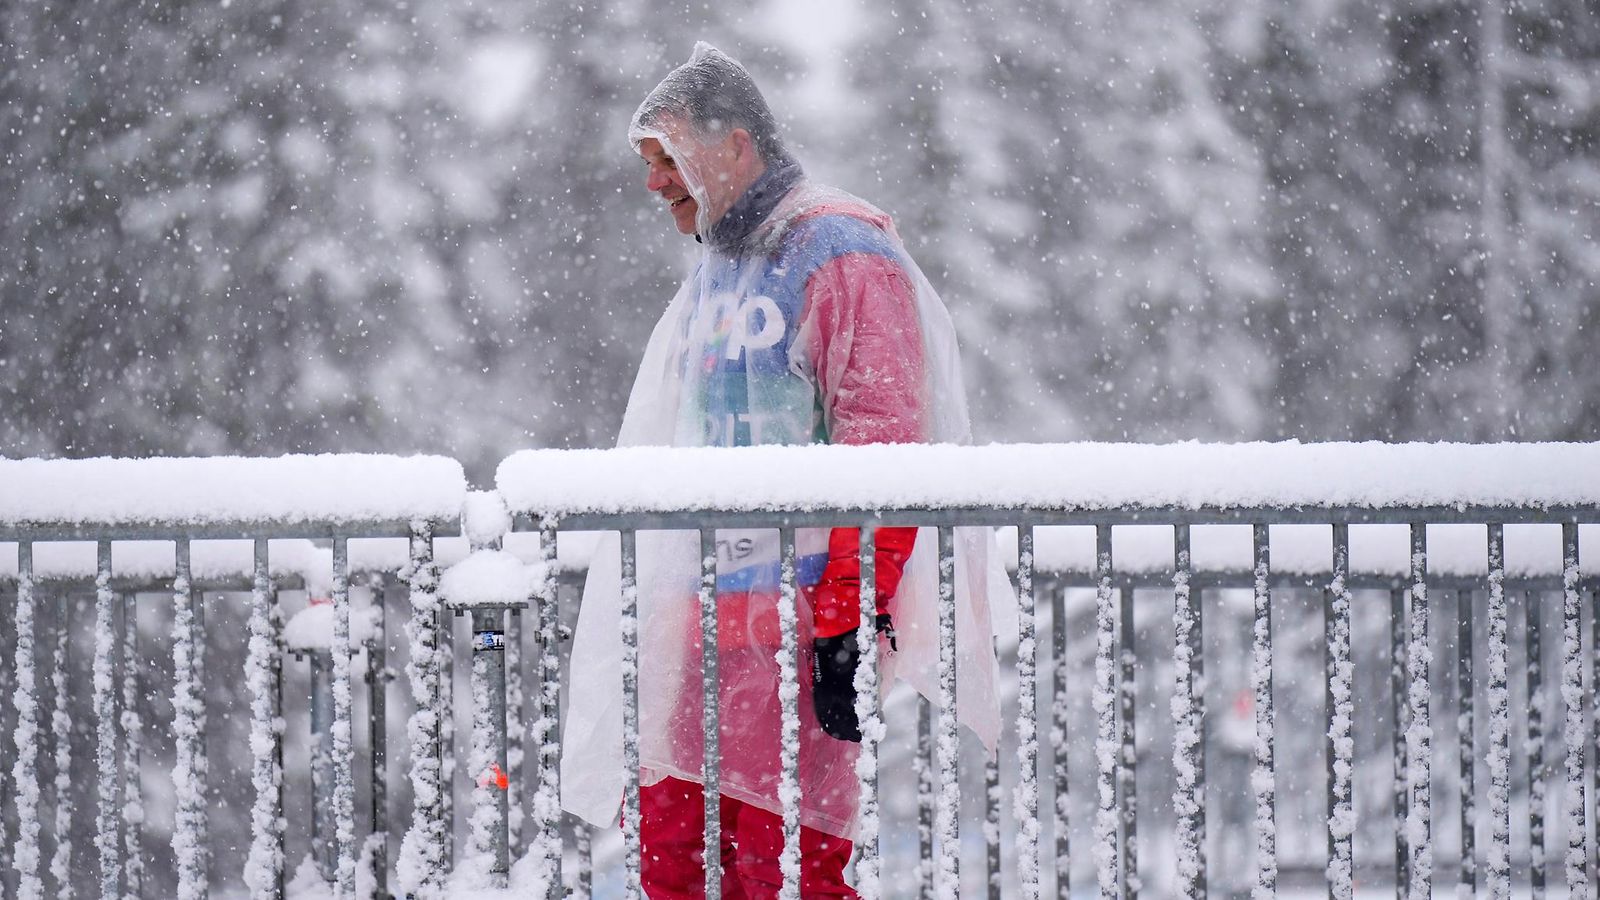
<box><xmin>801</xmin><ymin>250</ymin><xmax>927</xmax><ymax>638</ymax></box>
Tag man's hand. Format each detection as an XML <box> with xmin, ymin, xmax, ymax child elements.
<box><xmin>812</xmin><ymin>615</ymin><xmax>894</xmax><ymax>743</ymax></box>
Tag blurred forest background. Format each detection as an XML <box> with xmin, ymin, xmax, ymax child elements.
<box><xmin>2</xmin><ymin>0</ymin><xmax>1597</xmax><ymax>482</ymax></box>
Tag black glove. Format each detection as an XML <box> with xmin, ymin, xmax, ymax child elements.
<box><xmin>813</xmin><ymin>615</ymin><xmax>895</xmax><ymax>743</ymax></box>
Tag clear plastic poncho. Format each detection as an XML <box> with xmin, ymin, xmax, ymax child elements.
<box><xmin>560</xmin><ymin>43</ymin><xmax>1006</xmax><ymax>841</ymax></box>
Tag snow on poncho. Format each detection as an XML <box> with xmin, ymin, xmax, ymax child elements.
<box><xmin>560</xmin><ymin>43</ymin><xmax>1003</xmax><ymax>840</ymax></box>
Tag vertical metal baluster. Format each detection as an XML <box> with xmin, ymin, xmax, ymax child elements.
<box><xmin>12</xmin><ymin>541</ymin><xmax>42</xmax><ymax>900</ymax></box>
<box><xmin>441</xmin><ymin>610</ymin><xmax>456</xmax><ymax>869</ymax></box>
<box><xmin>366</xmin><ymin>573</ymin><xmax>389</xmax><ymax>900</ymax></box>
<box><xmin>466</xmin><ymin>603</ymin><xmax>510</xmax><ymax>885</ymax></box>
<box><xmin>244</xmin><ymin>539</ymin><xmax>284</xmax><ymax>900</ymax></box>
<box><xmin>1252</xmin><ymin>523</ymin><xmax>1277</xmax><ymax>899</ymax></box>
<box><xmin>1591</xmin><ymin>585</ymin><xmax>1600</xmax><ymax>886</ymax></box>
<box><xmin>1015</xmin><ymin>524</ymin><xmax>1041</xmax><ymax>900</ymax></box>
<box><xmin>121</xmin><ymin>589</ymin><xmax>144</xmax><ymax>899</ymax></box>
<box><xmin>1093</xmin><ymin>524</ymin><xmax>1118</xmax><ymax>900</ymax></box>
<box><xmin>1557</xmin><ymin>524</ymin><xmax>1586</xmax><ymax>896</ymax></box>
<box><xmin>1327</xmin><ymin>525</ymin><xmax>1355</xmax><ymax>900</ymax></box>
<box><xmin>0</xmin><ymin>573</ymin><xmax>13</xmax><ymax>888</ymax></box>
<box><xmin>48</xmin><ymin>596</ymin><xmax>72</xmax><ymax>899</ymax></box>
<box><xmin>776</xmin><ymin>527</ymin><xmax>802</xmax><ymax>900</ymax></box>
<box><xmin>505</xmin><ymin>605</ymin><xmax>523</xmax><ymax>858</ymax></box>
<box><xmin>1390</xmin><ymin>585</ymin><xmax>1410</xmax><ymax>900</ymax></box>
<box><xmin>1526</xmin><ymin>588</ymin><xmax>1547</xmax><ymax>898</ymax></box>
<box><xmin>857</xmin><ymin>524</ymin><xmax>885</xmax><ymax>898</ymax></box>
<box><xmin>1194</xmin><ymin>582</ymin><xmax>1208</xmax><ymax>899</ymax></box>
<box><xmin>986</xmin><ymin>644</ymin><xmax>1002</xmax><ymax>900</ymax></box>
<box><xmin>536</xmin><ymin>522</ymin><xmax>563</xmax><ymax>898</ymax></box>
<box><xmin>575</xmin><ymin>824</ymin><xmax>593</xmax><ymax>900</ymax></box>
<box><xmin>1051</xmin><ymin>578</ymin><xmax>1071</xmax><ymax>900</ymax></box>
<box><xmin>1486</xmin><ymin>525</ymin><xmax>1512</xmax><ymax>900</ymax></box>
<box><xmin>1405</xmin><ymin>523</ymin><xmax>1432</xmax><ymax>900</ymax></box>
<box><xmin>1173</xmin><ymin>525</ymin><xmax>1203</xmax><ymax>900</ymax></box>
<box><xmin>1458</xmin><ymin>588</ymin><xmax>1477</xmax><ymax>899</ymax></box>
<box><xmin>171</xmin><ymin>538</ymin><xmax>207</xmax><ymax>900</ymax></box>
<box><xmin>1118</xmin><ymin>584</ymin><xmax>1138</xmax><ymax>900</ymax></box>
<box><xmin>619</xmin><ymin>531</ymin><xmax>642</xmax><ymax>899</ymax></box>
<box><xmin>400</xmin><ymin>520</ymin><xmax>446</xmax><ymax>897</ymax></box>
<box><xmin>918</xmin><ymin>695</ymin><xmax>935</xmax><ymax>899</ymax></box>
<box><xmin>699</xmin><ymin>528</ymin><xmax>722</xmax><ymax>900</ymax></box>
<box><xmin>935</xmin><ymin>525</ymin><xmax>958</xmax><ymax>900</ymax></box>
<box><xmin>95</xmin><ymin>541</ymin><xmax>122</xmax><ymax>900</ymax></box>
<box><xmin>330</xmin><ymin>538</ymin><xmax>357</xmax><ymax>897</ymax></box>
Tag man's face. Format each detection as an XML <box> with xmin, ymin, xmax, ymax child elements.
<box><xmin>639</xmin><ymin>137</ymin><xmax>699</xmax><ymax>235</ymax></box>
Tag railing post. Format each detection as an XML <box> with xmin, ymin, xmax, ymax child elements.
<box><xmin>776</xmin><ymin>527</ymin><xmax>801</xmax><ymax>900</ymax></box>
<box><xmin>1118</xmin><ymin>584</ymin><xmax>1138</xmax><ymax>900</ymax></box>
<box><xmin>365</xmin><ymin>572</ymin><xmax>390</xmax><ymax>900</ymax></box>
<box><xmin>244</xmin><ymin>539</ymin><xmax>285</xmax><ymax>900</ymax></box>
<box><xmin>1404</xmin><ymin>522</ymin><xmax>1432</xmax><ymax>900</ymax></box>
<box><xmin>534</xmin><ymin>520</ymin><xmax>563</xmax><ymax>898</ymax></box>
<box><xmin>934</xmin><ymin>525</ymin><xmax>958</xmax><ymax>900</ymax></box>
<box><xmin>171</xmin><ymin>537</ymin><xmax>207</xmax><ymax>900</ymax></box>
<box><xmin>1486</xmin><ymin>524</ymin><xmax>1512</xmax><ymax>899</ymax></box>
<box><xmin>698</xmin><ymin>527</ymin><xmax>722</xmax><ymax>899</ymax></box>
<box><xmin>467</xmin><ymin>605</ymin><xmax>511</xmax><ymax>886</ymax></box>
<box><xmin>95</xmin><ymin>540</ymin><xmax>123</xmax><ymax>900</ymax></box>
<box><xmin>985</xmin><ymin>635</ymin><xmax>1002</xmax><ymax>900</ymax></box>
<box><xmin>1014</xmin><ymin>524</ymin><xmax>1041</xmax><ymax>900</ymax></box>
<box><xmin>1558</xmin><ymin>523</ymin><xmax>1586</xmax><ymax>895</ymax></box>
<box><xmin>1051</xmin><ymin>578</ymin><xmax>1071</xmax><ymax>900</ymax></box>
<box><xmin>330</xmin><ymin>538</ymin><xmax>358</xmax><ymax>897</ymax></box>
<box><xmin>1173</xmin><ymin>524</ymin><xmax>1204</xmax><ymax>900</ymax></box>
<box><xmin>917</xmin><ymin>694</ymin><xmax>935</xmax><ymax>898</ymax></box>
<box><xmin>1524</xmin><ymin>588</ymin><xmax>1547</xmax><ymax>897</ymax></box>
<box><xmin>48</xmin><ymin>596</ymin><xmax>73</xmax><ymax>898</ymax></box>
<box><xmin>12</xmin><ymin>541</ymin><xmax>42</xmax><ymax>900</ymax></box>
<box><xmin>1389</xmin><ymin>584</ymin><xmax>1410</xmax><ymax>900</ymax></box>
<box><xmin>619</xmin><ymin>529</ymin><xmax>643</xmax><ymax>899</ymax></box>
<box><xmin>857</xmin><ymin>524</ymin><xmax>886</xmax><ymax>899</ymax></box>
<box><xmin>1093</xmin><ymin>523</ymin><xmax>1117</xmax><ymax>900</ymax></box>
<box><xmin>398</xmin><ymin>519</ymin><xmax>447</xmax><ymax>898</ymax></box>
<box><xmin>1251</xmin><ymin>523</ymin><xmax>1277</xmax><ymax>899</ymax></box>
<box><xmin>1327</xmin><ymin>524</ymin><xmax>1355</xmax><ymax>900</ymax></box>
<box><xmin>1457</xmin><ymin>587</ymin><xmax>1476</xmax><ymax>897</ymax></box>
<box><xmin>121</xmin><ymin>590</ymin><xmax>144</xmax><ymax>899</ymax></box>
<box><xmin>309</xmin><ymin>645</ymin><xmax>337</xmax><ymax>883</ymax></box>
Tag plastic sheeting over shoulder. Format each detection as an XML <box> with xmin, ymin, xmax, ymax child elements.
<box><xmin>562</xmin><ymin>44</ymin><xmax>1003</xmax><ymax>840</ymax></box>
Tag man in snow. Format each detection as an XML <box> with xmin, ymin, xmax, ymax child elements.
<box><xmin>559</xmin><ymin>43</ymin><xmax>1001</xmax><ymax>899</ymax></box>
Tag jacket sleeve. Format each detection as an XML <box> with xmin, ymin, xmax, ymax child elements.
<box><xmin>800</xmin><ymin>250</ymin><xmax>927</xmax><ymax>639</ymax></box>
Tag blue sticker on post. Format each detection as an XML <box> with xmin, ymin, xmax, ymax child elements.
<box><xmin>473</xmin><ymin>630</ymin><xmax>505</xmax><ymax>651</ymax></box>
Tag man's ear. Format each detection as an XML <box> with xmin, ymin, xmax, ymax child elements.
<box><xmin>729</xmin><ymin>127</ymin><xmax>755</xmax><ymax>161</ymax></box>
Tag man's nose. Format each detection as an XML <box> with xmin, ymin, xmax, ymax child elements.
<box><xmin>645</xmin><ymin>166</ymin><xmax>669</xmax><ymax>192</ymax></box>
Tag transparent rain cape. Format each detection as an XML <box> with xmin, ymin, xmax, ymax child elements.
<box><xmin>560</xmin><ymin>44</ymin><xmax>1005</xmax><ymax>840</ymax></box>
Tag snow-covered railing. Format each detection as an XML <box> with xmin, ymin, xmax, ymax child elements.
<box><xmin>496</xmin><ymin>441</ymin><xmax>1600</xmax><ymax>900</ymax></box>
<box><xmin>0</xmin><ymin>455</ymin><xmax>467</xmax><ymax>900</ymax></box>
<box><xmin>5</xmin><ymin>443</ymin><xmax>1598</xmax><ymax>899</ymax></box>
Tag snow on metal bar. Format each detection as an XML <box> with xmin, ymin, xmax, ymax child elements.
<box><xmin>365</xmin><ymin>573</ymin><xmax>390</xmax><ymax>899</ymax></box>
<box><xmin>935</xmin><ymin>525</ymin><xmax>960</xmax><ymax>900</ymax></box>
<box><xmin>534</xmin><ymin>522</ymin><xmax>564</xmax><ymax>897</ymax></box>
<box><xmin>699</xmin><ymin>528</ymin><xmax>722</xmax><ymax>900</ymax></box>
<box><xmin>1405</xmin><ymin>523</ymin><xmax>1433</xmax><ymax>900</ymax></box>
<box><xmin>1014</xmin><ymin>524</ymin><xmax>1042</xmax><ymax>900</ymax></box>
<box><xmin>495</xmin><ymin>442</ymin><xmax>1600</xmax><ymax>517</ymax></box>
<box><xmin>1558</xmin><ymin>524</ymin><xmax>1586</xmax><ymax>895</ymax></box>
<box><xmin>1050</xmin><ymin>583</ymin><xmax>1070</xmax><ymax>900</ymax></box>
<box><xmin>1486</xmin><ymin>525</ymin><xmax>1512</xmax><ymax>900</ymax></box>
<box><xmin>398</xmin><ymin>521</ymin><xmax>447</xmax><ymax>899</ymax></box>
<box><xmin>331</xmin><ymin>539</ymin><xmax>357</xmax><ymax>897</ymax></box>
<box><xmin>1093</xmin><ymin>524</ymin><xmax>1118</xmax><ymax>900</ymax></box>
<box><xmin>1390</xmin><ymin>586</ymin><xmax>1410</xmax><ymax>900</ymax></box>
<box><xmin>776</xmin><ymin>528</ymin><xmax>801</xmax><ymax>900</ymax></box>
<box><xmin>985</xmin><ymin>693</ymin><xmax>1002</xmax><ymax>900</ymax></box>
<box><xmin>171</xmin><ymin>540</ymin><xmax>207</xmax><ymax>900</ymax></box>
<box><xmin>12</xmin><ymin>542</ymin><xmax>42</xmax><ymax>900</ymax></box>
<box><xmin>1524</xmin><ymin>589</ymin><xmax>1547</xmax><ymax>897</ymax></box>
<box><xmin>49</xmin><ymin>603</ymin><xmax>72</xmax><ymax>899</ymax></box>
<box><xmin>575</xmin><ymin>824</ymin><xmax>594</xmax><ymax>900</ymax></box>
<box><xmin>1457</xmin><ymin>588</ymin><xmax>1477</xmax><ymax>899</ymax></box>
<box><xmin>94</xmin><ymin>542</ymin><xmax>121</xmax><ymax>900</ymax></box>
<box><xmin>0</xmin><ymin>454</ymin><xmax>467</xmax><ymax>528</ymax></box>
<box><xmin>1117</xmin><ymin>585</ymin><xmax>1139</xmax><ymax>900</ymax></box>
<box><xmin>1250</xmin><ymin>524</ymin><xmax>1277</xmax><ymax>900</ymax></box>
<box><xmin>121</xmin><ymin>590</ymin><xmax>144</xmax><ymax>898</ymax></box>
<box><xmin>854</xmin><ymin>525</ymin><xmax>885</xmax><ymax>899</ymax></box>
<box><xmin>505</xmin><ymin>607</ymin><xmax>523</xmax><ymax>855</ymax></box>
<box><xmin>244</xmin><ymin>540</ymin><xmax>283</xmax><ymax>900</ymax></box>
<box><xmin>1326</xmin><ymin>525</ymin><xmax>1355</xmax><ymax>900</ymax></box>
<box><xmin>619</xmin><ymin>530</ymin><xmax>643</xmax><ymax>900</ymax></box>
<box><xmin>1172</xmin><ymin>525</ymin><xmax>1204</xmax><ymax>900</ymax></box>
<box><xmin>917</xmin><ymin>696</ymin><xmax>934</xmax><ymax>899</ymax></box>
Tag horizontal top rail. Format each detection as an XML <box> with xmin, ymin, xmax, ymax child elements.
<box><xmin>0</xmin><ymin>453</ymin><xmax>468</xmax><ymax>535</ymax></box>
<box><xmin>496</xmin><ymin>441</ymin><xmax>1600</xmax><ymax>521</ymax></box>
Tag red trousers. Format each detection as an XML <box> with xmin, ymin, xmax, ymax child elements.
<box><xmin>641</xmin><ymin>777</ymin><xmax>858</xmax><ymax>899</ymax></box>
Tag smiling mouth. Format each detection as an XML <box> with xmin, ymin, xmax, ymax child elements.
<box><xmin>670</xmin><ymin>196</ymin><xmax>691</xmax><ymax>210</ymax></box>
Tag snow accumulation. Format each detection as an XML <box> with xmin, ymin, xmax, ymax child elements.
<box><xmin>496</xmin><ymin>441</ymin><xmax>1600</xmax><ymax>516</ymax></box>
<box><xmin>0</xmin><ymin>454</ymin><xmax>466</xmax><ymax>526</ymax></box>
<box><xmin>283</xmin><ymin>599</ymin><xmax>382</xmax><ymax>652</ymax></box>
<box><xmin>0</xmin><ymin>538</ymin><xmax>324</xmax><ymax>582</ymax></box>
<box><xmin>993</xmin><ymin>522</ymin><xmax>1598</xmax><ymax>577</ymax></box>
<box><xmin>438</xmin><ymin>549</ymin><xmax>543</xmax><ymax>608</ymax></box>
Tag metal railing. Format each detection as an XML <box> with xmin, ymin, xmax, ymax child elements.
<box><xmin>1</xmin><ymin>445</ymin><xmax>1597</xmax><ymax>899</ymax></box>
